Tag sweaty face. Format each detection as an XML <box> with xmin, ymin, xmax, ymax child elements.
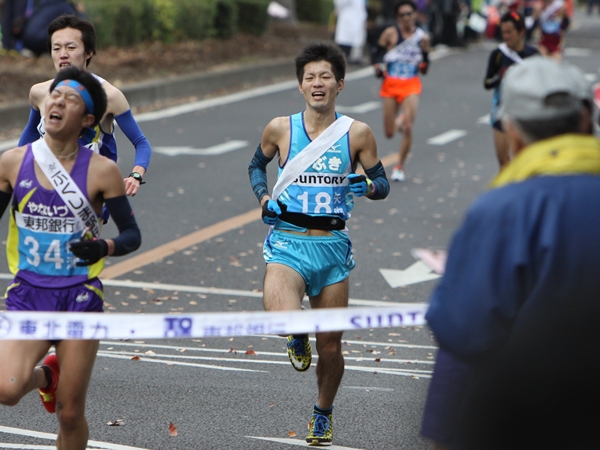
<box><xmin>501</xmin><ymin>22</ymin><xmax>522</xmax><ymax>50</ymax></box>
<box><xmin>51</xmin><ymin>28</ymin><xmax>91</xmax><ymax>72</ymax></box>
<box><xmin>44</xmin><ymin>86</ymin><xmax>89</xmax><ymax>137</ymax></box>
<box><xmin>299</xmin><ymin>61</ymin><xmax>343</xmax><ymax>110</ymax></box>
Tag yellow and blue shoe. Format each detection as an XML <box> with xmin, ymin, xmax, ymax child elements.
<box><xmin>286</xmin><ymin>334</ymin><xmax>312</xmax><ymax>372</ymax></box>
<box><xmin>306</xmin><ymin>410</ymin><xmax>333</xmax><ymax>446</ymax></box>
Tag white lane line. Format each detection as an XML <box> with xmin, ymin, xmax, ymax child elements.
<box><xmin>0</xmin><ymin>139</ymin><xmax>18</xmax><ymax>152</ymax></box>
<box><xmin>98</xmin><ymin>351</ymin><xmax>431</xmax><ymax>378</ymax></box>
<box><xmin>564</xmin><ymin>48</ymin><xmax>592</xmax><ymax>57</ymax></box>
<box><xmin>336</xmin><ymin>101</ymin><xmax>380</xmax><ymax>114</ymax></box>
<box><xmin>247</xmin><ymin>436</ymin><xmax>365</xmax><ymax>449</ymax></box>
<box><xmin>477</xmin><ymin>113</ymin><xmax>490</xmax><ymax>124</ymax></box>
<box><xmin>97</xmin><ymin>349</ymin><xmax>435</xmax><ymax>367</ymax></box>
<box><xmin>0</xmin><ymin>426</ymin><xmax>149</xmax><ymax>449</ymax></box>
<box><xmin>97</xmin><ymin>352</ymin><xmax>269</xmax><ymax>373</ymax></box>
<box><xmin>344</xmin><ymin>386</ymin><xmax>395</xmax><ymax>391</ymax></box>
<box><xmin>427</xmin><ymin>129</ymin><xmax>467</xmax><ymax>145</ymax></box>
<box><xmin>154</xmin><ymin>140</ymin><xmax>248</xmax><ymax>156</ymax></box>
<box><xmin>0</xmin><ymin>445</ymin><xmax>56</xmax><ymax>449</ymax></box>
<box><xmin>100</xmin><ymin>342</ymin><xmax>437</xmax><ymax>358</ymax></box>
<box><xmin>0</xmin><ymin>271</ymin><xmax>426</xmax><ymax>308</ymax></box>
<box><xmin>585</xmin><ymin>73</ymin><xmax>598</xmax><ymax>83</ymax></box>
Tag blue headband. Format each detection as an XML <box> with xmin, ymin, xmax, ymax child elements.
<box><xmin>55</xmin><ymin>79</ymin><xmax>95</xmax><ymax>115</ymax></box>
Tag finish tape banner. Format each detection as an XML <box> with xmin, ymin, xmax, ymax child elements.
<box><xmin>0</xmin><ymin>305</ymin><xmax>428</xmax><ymax>340</ymax></box>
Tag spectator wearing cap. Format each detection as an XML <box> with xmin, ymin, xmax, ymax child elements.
<box><xmin>421</xmin><ymin>56</ymin><xmax>600</xmax><ymax>450</ymax></box>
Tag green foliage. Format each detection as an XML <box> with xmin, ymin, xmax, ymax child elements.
<box><xmin>214</xmin><ymin>0</ymin><xmax>238</xmax><ymax>39</ymax></box>
<box><xmin>297</xmin><ymin>0</ymin><xmax>334</xmax><ymax>24</ymax></box>
<box><xmin>174</xmin><ymin>0</ymin><xmax>218</xmax><ymax>41</ymax></box>
<box><xmin>235</xmin><ymin>0</ymin><xmax>270</xmax><ymax>36</ymax></box>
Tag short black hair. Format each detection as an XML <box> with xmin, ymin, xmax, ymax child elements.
<box><xmin>295</xmin><ymin>42</ymin><xmax>346</xmax><ymax>83</ymax></box>
<box><xmin>47</xmin><ymin>15</ymin><xmax>97</xmax><ymax>67</ymax></box>
<box><xmin>394</xmin><ymin>0</ymin><xmax>417</xmax><ymax>14</ymax></box>
<box><xmin>50</xmin><ymin>66</ymin><xmax>107</xmax><ymax>127</ymax></box>
<box><xmin>500</xmin><ymin>11</ymin><xmax>525</xmax><ymax>33</ymax></box>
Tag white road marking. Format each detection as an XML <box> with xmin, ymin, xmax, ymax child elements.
<box><xmin>98</xmin><ymin>348</ymin><xmax>434</xmax><ymax>367</ymax></box>
<box><xmin>100</xmin><ymin>339</ymin><xmax>437</xmax><ymax>355</ymax></box>
<box><xmin>336</xmin><ymin>101</ymin><xmax>380</xmax><ymax>114</ymax></box>
<box><xmin>0</xmin><ymin>445</ymin><xmax>56</xmax><ymax>449</ymax></box>
<box><xmin>0</xmin><ymin>426</ymin><xmax>149</xmax><ymax>449</ymax></box>
<box><xmin>246</xmin><ymin>436</ymin><xmax>365</xmax><ymax>449</ymax></box>
<box><xmin>477</xmin><ymin>113</ymin><xmax>490</xmax><ymax>124</ymax></box>
<box><xmin>344</xmin><ymin>386</ymin><xmax>395</xmax><ymax>391</ymax></box>
<box><xmin>427</xmin><ymin>129</ymin><xmax>467</xmax><ymax>145</ymax></box>
<box><xmin>564</xmin><ymin>48</ymin><xmax>592</xmax><ymax>57</ymax></box>
<box><xmin>0</xmin><ymin>272</ymin><xmax>424</xmax><ymax>307</ymax></box>
<box><xmin>153</xmin><ymin>140</ymin><xmax>248</xmax><ymax>156</ymax></box>
<box><xmin>97</xmin><ymin>351</ymin><xmax>432</xmax><ymax>377</ymax></box>
<box><xmin>97</xmin><ymin>352</ymin><xmax>269</xmax><ymax>373</ymax></box>
<box><xmin>379</xmin><ymin>261</ymin><xmax>441</xmax><ymax>288</ymax></box>
<box><xmin>0</xmin><ymin>139</ymin><xmax>18</xmax><ymax>152</ymax></box>
<box><xmin>585</xmin><ymin>73</ymin><xmax>598</xmax><ymax>83</ymax></box>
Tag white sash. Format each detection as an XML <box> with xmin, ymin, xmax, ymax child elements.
<box><xmin>383</xmin><ymin>28</ymin><xmax>425</xmax><ymax>64</ymax></box>
<box><xmin>31</xmin><ymin>138</ymin><xmax>100</xmax><ymax>238</ymax></box>
<box><xmin>498</xmin><ymin>43</ymin><xmax>524</xmax><ymax>64</ymax></box>
<box><xmin>271</xmin><ymin>115</ymin><xmax>354</xmax><ymax>200</ymax></box>
<box><xmin>540</xmin><ymin>0</ymin><xmax>563</xmax><ymax>22</ymax></box>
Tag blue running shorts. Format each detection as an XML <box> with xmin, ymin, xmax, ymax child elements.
<box><xmin>263</xmin><ymin>227</ymin><xmax>355</xmax><ymax>297</ymax></box>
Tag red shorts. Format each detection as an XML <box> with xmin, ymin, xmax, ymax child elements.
<box><xmin>380</xmin><ymin>76</ymin><xmax>422</xmax><ymax>104</ymax></box>
<box><xmin>539</xmin><ymin>33</ymin><xmax>562</xmax><ymax>54</ymax></box>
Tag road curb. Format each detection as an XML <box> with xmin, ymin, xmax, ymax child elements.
<box><xmin>0</xmin><ymin>58</ymin><xmax>294</xmax><ymax>133</ymax></box>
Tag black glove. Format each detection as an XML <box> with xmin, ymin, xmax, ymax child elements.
<box><xmin>70</xmin><ymin>239</ymin><xmax>109</xmax><ymax>266</ymax></box>
<box><xmin>261</xmin><ymin>199</ymin><xmax>282</xmax><ymax>225</ymax></box>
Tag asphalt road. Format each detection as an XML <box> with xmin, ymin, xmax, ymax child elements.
<box><xmin>0</xmin><ymin>11</ymin><xmax>599</xmax><ymax>450</ymax></box>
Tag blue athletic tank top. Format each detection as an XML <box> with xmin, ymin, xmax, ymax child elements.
<box><xmin>7</xmin><ymin>144</ymin><xmax>104</xmax><ymax>287</ymax></box>
<box><xmin>277</xmin><ymin>112</ymin><xmax>353</xmax><ymax>221</ymax></box>
<box><xmin>37</xmin><ymin>74</ymin><xmax>118</xmax><ymax>162</ymax></box>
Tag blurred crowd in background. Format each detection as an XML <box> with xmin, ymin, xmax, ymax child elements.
<box><xmin>0</xmin><ymin>0</ymin><xmax>594</xmax><ymax>60</ymax></box>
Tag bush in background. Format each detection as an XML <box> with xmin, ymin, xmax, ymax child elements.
<box><xmin>296</xmin><ymin>0</ymin><xmax>334</xmax><ymax>24</ymax></box>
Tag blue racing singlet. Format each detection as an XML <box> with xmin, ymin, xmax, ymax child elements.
<box><xmin>7</xmin><ymin>144</ymin><xmax>104</xmax><ymax>288</ymax></box>
<box><xmin>278</xmin><ymin>112</ymin><xmax>353</xmax><ymax>221</ymax></box>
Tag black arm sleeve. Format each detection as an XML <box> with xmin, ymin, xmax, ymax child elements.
<box><xmin>365</xmin><ymin>161</ymin><xmax>389</xmax><ymax>200</ymax></box>
<box><xmin>484</xmin><ymin>50</ymin><xmax>501</xmax><ymax>90</ymax></box>
<box><xmin>0</xmin><ymin>190</ymin><xmax>12</xmax><ymax>220</ymax></box>
<box><xmin>371</xmin><ymin>44</ymin><xmax>388</xmax><ymax>65</ymax></box>
<box><xmin>104</xmin><ymin>195</ymin><xmax>141</xmax><ymax>256</ymax></box>
<box><xmin>248</xmin><ymin>144</ymin><xmax>273</xmax><ymax>203</ymax></box>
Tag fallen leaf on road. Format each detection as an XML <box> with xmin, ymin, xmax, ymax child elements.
<box><xmin>375</xmin><ymin>358</ymin><xmax>381</xmax><ymax>363</ymax></box>
<box><xmin>131</xmin><ymin>356</ymin><xmax>140</xmax><ymax>361</ymax></box>
<box><xmin>145</xmin><ymin>350</ymin><xmax>156</xmax><ymax>356</ymax></box>
<box><xmin>288</xmin><ymin>431</ymin><xmax>297</xmax><ymax>437</ymax></box>
<box><xmin>245</xmin><ymin>349</ymin><xmax>256</xmax><ymax>355</ymax></box>
<box><xmin>168</xmin><ymin>422</ymin><xmax>178</xmax><ymax>436</ymax></box>
<box><xmin>107</xmin><ymin>419</ymin><xmax>125</xmax><ymax>426</ymax></box>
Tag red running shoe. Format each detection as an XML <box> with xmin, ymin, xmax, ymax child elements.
<box><xmin>38</xmin><ymin>353</ymin><xmax>60</xmax><ymax>413</ymax></box>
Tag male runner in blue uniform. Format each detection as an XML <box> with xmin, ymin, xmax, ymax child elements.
<box><xmin>484</xmin><ymin>11</ymin><xmax>539</xmax><ymax>168</ymax></box>
<box><xmin>248</xmin><ymin>42</ymin><xmax>390</xmax><ymax>446</ymax></box>
<box><xmin>19</xmin><ymin>15</ymin><xmax>151</xmax><ymax>197</ymax></box>
<box><xmin>0</xmin><ymin>66</ymin><xmax>141</xmax><ymax>450</ymax></box>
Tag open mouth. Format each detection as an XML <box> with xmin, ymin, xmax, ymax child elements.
<box><xmin>59</xmin><ymin>62</ymin><xmax>70</xmax><ymax>69</ymax></box>
<box><xmin>312</xmin><ymin>91</ymin><xmax>326</xmax><ymax>99</ymax></box>
<box><xmin>48</xmin><ymin>111</ymin><xmax>63</xmax><ymax>122</ymax></box>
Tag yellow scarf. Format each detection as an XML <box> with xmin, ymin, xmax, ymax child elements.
<box><xmin>491</xmin><ymin>134</ymin><xmax>600</xmax><ymax>189</ymax></box>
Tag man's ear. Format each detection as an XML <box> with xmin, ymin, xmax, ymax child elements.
<box><xmin>337</xmin><ymin>79</ymin><xmax>345</xmax><ymax>94</ymax></box>
<box><xmin>82</xmin><ymin>113</ymin><xmax>95</xmax><ymax>129</ymax></box>
<box><xmin>298</xmin><ymin>82</ymin><xmax>304</xmax><ymax>94</ymax></box>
